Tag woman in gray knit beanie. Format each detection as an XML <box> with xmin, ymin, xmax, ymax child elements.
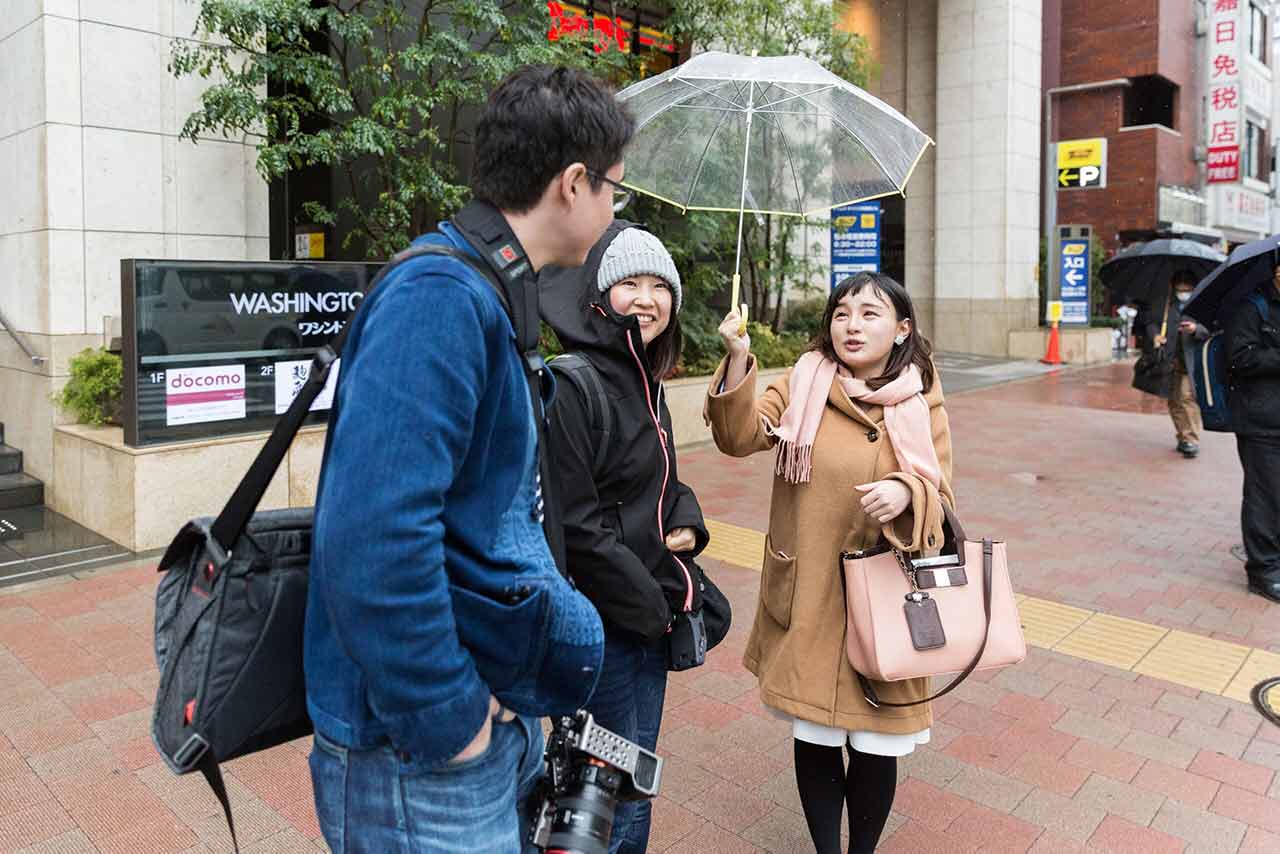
<box><xmin>541</xmin><ymin>222</ymin><xmax>728</xmax><ymax>854</ymax></box>
<box><xmin>596</xmin><ymin>226</ymin><xmax>683</xmax><ymax>376</ymax></box>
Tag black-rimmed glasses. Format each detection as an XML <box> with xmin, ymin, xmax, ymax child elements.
<box><xmin>587</xmin><ymin>170</ymin><xmax>634</xmax><ymax>213</ymax></box>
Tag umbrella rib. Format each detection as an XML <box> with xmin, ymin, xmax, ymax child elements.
<box><xmin>767</xmin><ymin>80</ymin><xmax>927</xmax><ymax>190</ymax></box>
<box><xmin>756</xmin><ymin>83</ymin><xmax>835</xmax><ymax>111</ymax></box>
<box><xmin>670</xmin><ymin>77</ymin><xmax>748</xmax><ymax>111</ymax></box>
<box><xmin>683</xmin><ymin>83</ymin><xmax>746</xmax><ymax>210</ymax></box>
<box><xmin>817</xmin><ymin>104</ymin><xmax>910</xmax><ymax>193</ymax></box>
<box><xmin>632</xmin><ymin>79</ymin><xmax>745</xmax><ymax>134</ymax></box>
<box><xmin>754</xmin><ymin>109</ymin><xmax>806</xmax><ymax>214</ymax></box>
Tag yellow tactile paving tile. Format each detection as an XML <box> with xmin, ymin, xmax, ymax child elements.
<box><xmin>1016</xmin><ymin>597</ymin><xmax>1093</xmax><ymax>649</ymax></box>
<box><xmin>702</xmin><ymin>518</ymin><xmax>765</xmax><ymax>570</ymax></box>
<box><xmin>1053</xmin><ymin>613</ymin><xmax>1169</xmax><ymax>670</ymax></box>
<box><xmin>1134</xmin><ymin>630</ymin><xmax>1252</xmax><ymax>695</ymax></box>
<box><xmin>1224</xmin><ymin>648</ymin><xmax>1280</xmax><ymax>704</ymax></box>
<box><xmin>702</xmin><ymin>517</ymin><xmax>1275</xmax><ymax>702</ymax></box>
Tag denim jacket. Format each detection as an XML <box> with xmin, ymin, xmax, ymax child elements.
<box><xmin>304</xmin><ymin>223</ymin><xmax>604</xmax><ymax>767</ymax></box>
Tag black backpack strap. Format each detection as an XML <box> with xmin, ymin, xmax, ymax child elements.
<box><xmin>548</xmin><ymin>353</ymin><xmax>613</xmax><ymax>474</ymax></box>
<box><xmin>208</xmin><ymin>243</ymin><xmax>499</xmax><ymax>553</ymax></box>
<box><xmin>197</xmin><ymin>753</ymin><xmax>239</xmax><ymax>853</ymax></box>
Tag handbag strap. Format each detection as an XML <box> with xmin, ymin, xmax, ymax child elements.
<box><xmin>207</xmin><ymin>242</ymin><xmax>516</xmax><ymax>556</ymax></box>
<box><xmin>857</xmin><ymin>539</ymin><xmax>995</xmax><ymax>709</ymax></box>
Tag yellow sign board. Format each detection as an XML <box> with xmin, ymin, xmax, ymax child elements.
<box><xmin>294</xmin><ymin>232</ymin><xmax>325</xmax><ymax>260</ymax></box>
<box><xmin>1057</xmin><ymin>138</ymin><xmax>1106</xmax><ymax>169</ymax></box>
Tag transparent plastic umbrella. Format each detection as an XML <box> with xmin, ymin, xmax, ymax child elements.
<box><xmin>617</xmin><ymin>50</ymin><xmax>934</xmax><ymax>310</ymax></box>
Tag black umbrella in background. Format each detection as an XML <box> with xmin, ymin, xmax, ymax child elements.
<box><xmin>1098</xmin><ymin>239</ymin><xmax>1226</xmax><ymax>307</ymax></box>
<box><xmin>1182</xmin><ymin>234</ymin><xmax>1280</xmax><ymax>329</ymax></box>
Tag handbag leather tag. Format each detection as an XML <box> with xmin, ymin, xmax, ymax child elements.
<box><xmin>904</xmin><ymin>595</ymin><xmax>947</xmax><ymax>651</ymax></box>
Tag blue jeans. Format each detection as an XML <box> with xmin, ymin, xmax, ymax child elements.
<box><xmin>309</xmin><ymin>714</ymin><xmax>545</xmax><ymax>853</ymax></box>
<box><xmin>584</xmin><ymin>632</ymin><xmax>669</xmax><ymax>854</ymax></box>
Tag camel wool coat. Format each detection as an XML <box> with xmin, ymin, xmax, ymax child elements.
<box><xmin>704</xmin><ymin>355</ymin><xmax>956</xmax><ymax>734</ymax></box>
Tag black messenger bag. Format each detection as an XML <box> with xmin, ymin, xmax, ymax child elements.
<box><xmin>150</xmin><ymin>242</ymin><xmax>532</xmax><ymax>851</ymax></box>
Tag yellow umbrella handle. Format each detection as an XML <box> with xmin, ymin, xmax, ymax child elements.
<box><xmin>731</xmin><ymin>274</ymin><xmax>748</xmax><ymax>335</ymax></box>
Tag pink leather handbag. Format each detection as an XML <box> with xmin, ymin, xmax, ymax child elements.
<box><xmin>840</xmin><ymin>508</ymin><xmax>1025</xmax><ymax>707</ymax></box>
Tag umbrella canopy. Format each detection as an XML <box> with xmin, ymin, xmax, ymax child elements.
<box><xmin>617</xmin><ymin>51</ymin><xmax>933</xmax><ymax>217</ymax></box>
<box><xmin>1097</xmin><ymin>239</ymin><xmax>1225</xmax><ymax>307</ymax></box>
<box><xmin>616</xmin><ymin>50</ymin><xmax>933</xmax><ymax>311</ymax></box>
<box><xmin>1182</xmin><ymin>234</ymin><xmax>1280</xmax><ymax>328</ymax></box>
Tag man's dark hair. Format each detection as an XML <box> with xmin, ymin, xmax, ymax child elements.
<box><xmin>812</xmin><ymin>272</ymin><xmax>936</xmax><ymax>393</ymax></box>
<box><xmin>1171</xmin><ymin>269</ymin><xmax>1198</xmax><ymax>287</ymax></box>
<box><xmin>472</xmin><ymin>66</ymin><xmax>635</xmax><ymax>213</ymax></box>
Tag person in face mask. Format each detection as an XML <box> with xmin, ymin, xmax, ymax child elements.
<box><xmin>1155</xmin><ymin>269</ymin><xmax>1210</xmax><ymax>457</ymax></box>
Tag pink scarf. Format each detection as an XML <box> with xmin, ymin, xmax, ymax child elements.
<box><xmin>767</xmin><ymin>350</ymin><xmax>941</xmax><ymax>487</ymax></box>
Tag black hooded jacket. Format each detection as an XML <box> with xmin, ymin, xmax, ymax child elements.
<box><xmin>541</xmin><ymin>221</ymin><xmax>709</xmax><ymax>642</ymax></box>
<box><xmin>1228</xmin><ymin>286</ymin><xmax>1280</xmax><ymax>436</ymax></box>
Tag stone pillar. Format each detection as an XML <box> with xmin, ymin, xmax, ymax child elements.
<box><xmin>0</xmin><ymin>3</ymin><xmax>268</xmax><ymax>500</ymax></box>
<box><xmin>904</xmin><ymin>0</ymin><xmax>939</xmax><ymax>341</ymax></box>
<box><xmin>932</xmin><ymin>0</ymin><xmax>1042</xmax><ymax>356</ymax></box>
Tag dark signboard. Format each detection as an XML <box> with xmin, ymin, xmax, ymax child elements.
<box><xmin>121</xmin><ymin>259</ymin><xmax>383</xmax><ymax>447</ymax></box>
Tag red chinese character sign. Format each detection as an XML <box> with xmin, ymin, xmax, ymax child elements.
<box><xmin>1206</xmin><ymin>0</ymin><xmax>1241</xmax><ymax>183</ymax></box>
<box><xmin>547</xmin><ymin>1</ymin><xmax>630</xmax><ymax>54</ymax></box>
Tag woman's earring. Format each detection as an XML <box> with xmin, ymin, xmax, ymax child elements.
<box><xmin>894</xmin><ymin>333</ymin><xmax>907</xmax><ymax>346</ymax></box>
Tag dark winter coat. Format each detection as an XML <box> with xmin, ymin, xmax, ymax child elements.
<box><xmin>541</xmin><ymin>221</ymin><xmax>709</xmax><ymax>643</ymax></box>
<box><xmin>1228</xmin><ymin>286</ymin><xmax>1280</xmax><ymax>436</ymax></box>
<box><xmin>1143</xmin><ymin>298</ymin><xmax>1209</xmax><ymax>378</ymax></box>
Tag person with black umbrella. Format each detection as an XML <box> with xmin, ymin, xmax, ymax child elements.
<box><xmin>1099</xmin><ymin>241</ymin><xmax>1223</xmax><ymax>454</ymax></box>
<box><xmin>1225</xmin><ymin>263</ymin><xmax>1280</xmax><ymax>603</ymax></box>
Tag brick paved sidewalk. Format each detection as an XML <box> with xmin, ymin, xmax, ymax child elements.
<box><xmin>0</xmin><ymin>361</ymin><xmax>1276</xmax><ymax>853</ymax></box>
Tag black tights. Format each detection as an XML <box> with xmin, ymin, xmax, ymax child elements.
<box><xmin>793</xmin><ymin>739</ymin><xmax>897</xmax><ymax>854</ymax></box>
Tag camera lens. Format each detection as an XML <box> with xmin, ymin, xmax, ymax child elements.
<box><xmin>544</xmin><ymin>762</ymin><xmax>622</xmax><ymax>854</ymax></box>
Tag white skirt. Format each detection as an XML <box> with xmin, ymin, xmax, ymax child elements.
<box><xmin>764</xmin><ymin>694</ymin><xmax>929</xmax><ymax>756</ymax></box>
<box><xmin>792</xmin><ymin>718</ymin><xmax>930</xmax><ymax>757</ymax></box>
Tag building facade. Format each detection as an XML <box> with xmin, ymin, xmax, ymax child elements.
<box><xmin>1</xmin><ymin>0</ymin><xmax>1045</xmax><ymax>542</ymax></box>
<box><xmin>0</xmin><ymin>2</ymin><xmax>268</xmax><ymax>510</ymax></box>
<box><xmin>1045</xmin><ymin>0</ymin><xmax>1274</xmax><ymax>269</ymax></box>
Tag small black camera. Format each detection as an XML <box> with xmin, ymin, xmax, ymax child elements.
<box><xmin>528</xmin><ymin>710</ymin><xmax>663</xmax><ymax>854</ymax></box>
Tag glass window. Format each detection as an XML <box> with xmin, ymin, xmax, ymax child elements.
<box><xmin>1250</xmin><ymin>3</ymin><xmax>1267</xmax><ymax>63</ymax></box>
<box><xmin>1245</xmin><ymin>120</ymin><xmax>1267</xmax><ymax>180</ymax></box>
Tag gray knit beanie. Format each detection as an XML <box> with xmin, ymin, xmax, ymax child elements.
<box><xmin>596</xmin><ymin>228</ymin><xmax>682</xmax><ymax>313</ymax></box>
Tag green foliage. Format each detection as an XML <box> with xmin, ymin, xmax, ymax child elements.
<box><xmin>744</xmin><ymin>322</ymin><xmax>809</xmax><ymax>369</ymax></box>
<box><xmin>57</xmin><ymin>349</ymin><xmax>123</xmax><ymax>426</ymax></box>
<box><xmin>172</xmin><ymin>0</ymin><xmax>629</xmax><ymax>259</ymax></box>
<box><xmin>666</xmin><ymin>0</ymin><xmax>876</xmax><ymax>86</ymax></box>
<box><xmin>782</xmin><ymin>295</ymin><xmax>826</xmax><ymax>338</ymax></box>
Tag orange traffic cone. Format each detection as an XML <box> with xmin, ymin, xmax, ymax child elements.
<box><xmin>1041</xmin><ymin>321</ymin><xmax>1062</xmax><ymax>365</ymax></box>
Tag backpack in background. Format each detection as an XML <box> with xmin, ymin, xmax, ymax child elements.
<box><xmin>1191</xmin><ymin>292</ymin><xmax>1269</xmax><ymax>432</ymax></box>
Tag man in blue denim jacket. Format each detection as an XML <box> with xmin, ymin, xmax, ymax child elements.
<box><xmin>304</xmin><ymin>66</ymin><xmax>635</xmax><ymax>852</ymax></box>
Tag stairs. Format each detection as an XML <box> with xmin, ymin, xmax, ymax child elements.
<box><xmin>0</xmin><ymin>423</ymin><xmax>45</xmax><ymax>512</ymax></box>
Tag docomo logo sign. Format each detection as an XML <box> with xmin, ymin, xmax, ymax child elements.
<box><xmin>169</xmin><ymin>370</ymin><xmax>244</xmax><ymax>391</ymax></box>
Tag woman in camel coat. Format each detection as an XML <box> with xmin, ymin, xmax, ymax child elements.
<box><xmin>705</xmin><ymin>272</ymin><xmax>955</xmax><ymax>854</ymax></box>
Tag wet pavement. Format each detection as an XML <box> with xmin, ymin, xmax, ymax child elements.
<box><xmin>0</xmin><ymin>508</ymin><xmax>131</xmax><ymax>590</ymax></box>
<box><xmin>0</xmin><ymin>359</ymin><xmax>1277</xmax><ymax>853</ymax></box>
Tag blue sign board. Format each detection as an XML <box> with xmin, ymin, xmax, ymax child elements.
<box><xmin>830</xmin><ymin>202</ymin><xmax>881</xmax><ymax>288</ymax></box>
<box><xmin>1058</xmin><ymin>237</ymin><xmax>1091</xmax><ymax>325</ymax></box>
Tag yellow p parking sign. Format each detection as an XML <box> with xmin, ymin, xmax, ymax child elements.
<box><xmin>1057</xmin><ymin>138</ymin><xmax>1106</xmax><ymax>189</ymax></box>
